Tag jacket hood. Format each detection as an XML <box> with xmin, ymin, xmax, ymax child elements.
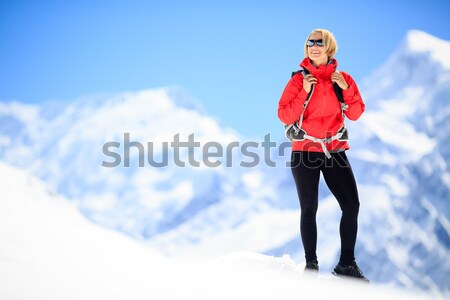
<box><xmin>300</xmin><ymin>57</ymin><xmax>338</xmax><ymax>79</ymax></box>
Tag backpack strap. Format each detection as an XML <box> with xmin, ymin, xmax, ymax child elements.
<box><xmin>333</xmin><ymin>82</ymin><xmax>344</xmax><ymax>103</ymax></box>
<box><xmin>290</xmin><ymin>68</ymin><xmax>314</xmax><ymax>130</ymax></box>
<box><xmin>294</xmin><ymin>68</ymin><xmax>344</xmax><ymax>104</ymax></box>
<box><xmin>332</xmin><ymin>74</ymin><xmax>349</xmax><ymax>118</ymax></box>
<box><xmin>291</xmin><ymin>68</ymin><xmax>310</xmax><ymax>78</ymax></box>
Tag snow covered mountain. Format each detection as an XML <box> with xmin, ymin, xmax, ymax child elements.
<box><xmin>0</xmin><ymin>30</ymin><xmax>449</xmax><ymax>295</ymax></box>
<box><xmin>0</xmin><ymin>86</ymin><xmax>293</xmax><ymax>258</ymax></box>
<box><xmin>351</xmin><ymin>30</ymin><xmax>450</xmax><ymax>292</ymax></box>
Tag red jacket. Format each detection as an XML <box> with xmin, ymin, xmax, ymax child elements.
<box><xmin>278</xmin><ymin>58</ymin><xmax>365</xmax><ymax>152</ymax></box>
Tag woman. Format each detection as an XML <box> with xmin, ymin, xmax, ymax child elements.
<box><xmin>278</xmin><ymin>28</ymin><xmax>368</xmax><ymax>281</ymax></box>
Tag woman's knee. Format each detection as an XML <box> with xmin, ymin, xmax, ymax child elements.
<box><xmin>341</xmin><ymin>198</ymin><xmax>359</xmax><ymax>215</ymax></box>
<box><xmin>300</xmin><ymin>203</ymin><xmax>318</xmax><ymax>217</ymax></box>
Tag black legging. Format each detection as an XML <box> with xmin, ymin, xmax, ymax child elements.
<box><xmin>291</xmin><ymin>151</ymin><xmax>360</xmax><ymax>266</ymax></box>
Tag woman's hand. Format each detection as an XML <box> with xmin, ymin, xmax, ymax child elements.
<box><xmin>303</xmin><ymin>74</ymin><xmax>317</xmax><ymax>93</ymax></box>
<box><xmin>331</xmin><ymin>71</ymin><xmax>349</xmax><ymax>90</ymax></box>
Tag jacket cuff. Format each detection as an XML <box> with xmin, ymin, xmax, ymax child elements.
<box><xmin>342</xmin><ymin>85</ymin><xmax>356</xmax><ymax>102</ymax></box>
<box><xmin>297</xmin><ymin>88</ymin><xmax>309</xmax><ymax>103</ymax></box>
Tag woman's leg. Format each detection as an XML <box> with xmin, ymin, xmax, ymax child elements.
<box><xmin>291</xmin><ymin>151</ymin><xmax>322</xmax><ymax>262</ymax></box>
<box><xmin>321</xmin><ymin>151</ymin><xmax>360</xmax><ymax>266</ymax></box>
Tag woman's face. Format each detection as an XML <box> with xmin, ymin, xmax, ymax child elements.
<box><xmin>307</xmin><ymin>32</ymin><xmax>328</xmax><ymax>65</ymax></box>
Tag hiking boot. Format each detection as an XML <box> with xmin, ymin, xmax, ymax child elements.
<box><xmin>304</xmin><ymin>260</ymin><xmax>319</xmax><ymax>272</ymax></box>
<box><xmin>332</xmin><ymin>261</ymin><xmax>369</xmax><ymax>282</ymax></box>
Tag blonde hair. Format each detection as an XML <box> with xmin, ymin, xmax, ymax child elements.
<box><xmin>303</xmin><ymin>28</ymin><xmax>338</xmax><ymax>59</ymax></box>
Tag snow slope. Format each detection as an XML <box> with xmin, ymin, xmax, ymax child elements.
<box><xmin>0</xmin><ymin>162</ymin><xmax>172</xmax><ymax>299</ymax></box>
<box><xmin>0</xmin><ymin>162</ymin><xmax>438</xmax><ymax>300</ymax></box>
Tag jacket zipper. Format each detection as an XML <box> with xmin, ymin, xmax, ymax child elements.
<box><xmin>321</xmin><ymin>84</ymin><xmax>325</xmax><ymax>138</ymax></box>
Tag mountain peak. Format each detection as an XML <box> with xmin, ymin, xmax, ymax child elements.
<box><xmin>403</xmin><ymin>30</ymin><xmax>450</xmax><ymax>69</ymax></box>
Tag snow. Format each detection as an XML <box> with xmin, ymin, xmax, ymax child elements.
<box><xmin>0</xmin><ymin>162</ymin><xmax>439</xmax><ymax>300</ymax></box>
<box><xmin>147</xmin><ymin>203</ymin><xmax>299</xmax><ymax>257</ymax></box>
<box><xmin>242</xmin><ymin>170</ymin><xmax>264</xmax><ymax>190</ymax></box>
<box><xmin>380</xmin><ymin>174</ymin><xmax>409</xmax><ymax>197</ymax></box>
<box><xmin>0</xmin><ymin>162</ymin><xmax>170</xmax><ymax>299</ymax></box>
<box><xmin>360</xmin><ymin>85</ymin><xmax>437</xmax><ymax>161</ymax></box>
<box><xmin>405</xmin><ymin>30</ymin><xmax>450</xmax><ymax>70</ymax></box>
<box><xmin>361</xmin><ymin>110</ymin><xmax>436</xmax><ymax>162</ymax></box>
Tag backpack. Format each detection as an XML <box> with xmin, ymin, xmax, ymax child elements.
<box><xmin>284</xmin><ymin>68</ymin><xmax>349</xmax><ymax>158</ymax></box>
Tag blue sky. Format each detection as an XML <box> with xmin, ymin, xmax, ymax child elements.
<box><xmin>1</xmin><ymin>0</ymin><xmax>449</xmax><ymax>139</ymax></box>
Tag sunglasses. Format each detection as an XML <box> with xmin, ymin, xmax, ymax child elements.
<box><xmin>306</xmin><ymin>39</ymin><xmax>324</xmax><ymax>47</ymax></box>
